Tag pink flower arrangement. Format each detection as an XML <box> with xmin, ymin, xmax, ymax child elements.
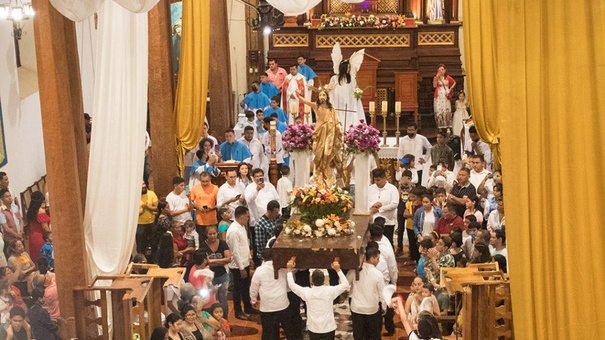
<box><xmin>344</xmin><ymin>120</ymin><xmax>381</xmax><ymax>154</ymax></box>
<box><xmin>283</xmin><ymin>123</ymin><xmax>314</xmax><ymax>152</ymax></box>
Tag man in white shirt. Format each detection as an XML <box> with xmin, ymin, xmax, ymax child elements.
<box><xmin>490</xmin><ymin>229</ymin><xmax>508</xmax><ymax>261</ymax></box>
<box><xmin>368</xmin><ymin>224</ymin><xmax>398</xmax><ymax>336</ymax></box>
<box><xmin>239</xmin><ymin>126</ymin><xmax>265</xmax><ymax>171</ymax></box>
<box><xmin>469</xmin><ymin>154</ymin><xmax>494</xmax><ymax>203</ymax></box>
<box><xmin>397</xmin><ymin>123</ymin><xmax>432</xmax><ymax>185</ymax></box>
<box><xmin>347</xmin><ymin>247</ymin><xmax>387</xmax><ymax>340</ymax></box>
<box><xmin>287</xmin><ymin>257</ymin><xmax>349</xmax><ymax>340</ymax></box>
<box><xmin>258</xmin><ymin>117</ymin><xmax>285</xmax><ymax>173</ymax></box>
<box><xmin>465</xmin><ymin>125</ymin><xmax>493</xmax><ymax>171</ymax></box>
<box><xmin>217</xmin><ymin>170</ymin><xmax>245</xmax><ymax>215</ymax></box>
<box><xmin>250</xmin><ymin>248</ymin><xmax>299</xmax><ymax>340</ymax></box>
<box><xmin>166</xmin><ymin>177</ymin><xmax>191</xmax><ymax>225</ymax></box>
<box><xmin>244</xmin><ymin>168</ymin><xmax>280</xmax><ymax>227</ymax></box>
<box><xmin>226</xmin><ymin>206</ymin><xmax>255</xmax><ymax>320</ymax></box>
<box><xmin>368</xmin><ymin>168</ymin><xmax>400</xmax><ymax>246</ymax></box>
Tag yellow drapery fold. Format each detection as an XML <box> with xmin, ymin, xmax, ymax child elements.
<box><xmin>174</xmin><ymin>0</ymin><xmax>210</xmax><ymax>176</ymax></box>
<box><xmin>463</xmin><ymin>0</ymin><xmax>605</xmax><ymax>339</ymax></box>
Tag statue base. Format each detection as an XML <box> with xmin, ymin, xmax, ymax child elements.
<box><xmin>272</xmin><ymin>214</ymin><xmax>371</xmax><ymax>280</ymax></box>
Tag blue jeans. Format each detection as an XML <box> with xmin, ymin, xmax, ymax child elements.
<box><xmin>213</xmin><ymin>272</ymin><xmax>230</xmax><ymax>319</ymax></box>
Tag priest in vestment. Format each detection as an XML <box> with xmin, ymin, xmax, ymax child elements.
<box><xmin>283</xmin><ymin>65</ymin><xmax>307</xmax><ymax>124</ymax></box>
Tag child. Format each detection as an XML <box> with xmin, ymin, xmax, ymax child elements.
<box><xmin>433</xmin><ymin>187</ymin><xmax>447</xmax><ymax>208</ymax></box>
<box><xmin>276</xmin><ymin>166</ymin><xmax>292</xmax><ymax>218</ymax></box>
<box><xmin>183</xmin><ymin>220</ymin><xmax>199</xmax><ymax>251</ymax></box>
<box><xmin>0</xmin><ymin>282</ymin><xmax>13</xmax><ymax>325</ymax></box>
<box><xmin>217</xmin><ymin>207</ymin><xmax>232</xmax><ymax>241</ymax></box>
<box><xmin>417</xmin><ymin>238</ymin><xmax>434</xmax><ymax>279</ymax></box>
<box><xmin>209</xmin><ymin>302</ymin><xmax>230</xmax><ymax>339</ymax></box>
<box><xmin>40</xmin><ymin>232</ymin><xmax>54</xmax><ymax>272</ymax></box>
<box><xmin>403</xmin><ymin>186</ymin><xmax>425</xmax><ymax>265</ymax></box>
<box><xmin>397</xmin><ymin>154</ymin><xmax>418</xmax><ymax>185</ymax></box>
<box><xmin>255</xmin><ymin>110</ymin><xmax>266</xmax><ymax>133</ymax></box>
<box><xmin>418</xmin><ymin>283</ymin><xmax>440</xmax><ymax>316</ymax></box>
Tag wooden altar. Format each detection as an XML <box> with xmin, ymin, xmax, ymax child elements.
<box><xmin>271</xmin><ymin>214</ymin><xmax>372</xmax><ymax>279</ymax></box>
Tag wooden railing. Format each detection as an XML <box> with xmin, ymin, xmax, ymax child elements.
<box><xmin>73</xmin><ymin>275</ymin><xmax>163</xmax><ymax>340</ymax></box>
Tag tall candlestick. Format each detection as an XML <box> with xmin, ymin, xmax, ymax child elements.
<box><xmin>381</xmin><ymin>101</ymin><xmax>388</xmax><ymax>115</ymax></box>
<box><xmin>381</xmin><ymin>101</ymin><xmax>388</xmax><ymax>146</ymax></box>
<box><xmin>395</xmin><ymin>101</ymin><xmax>401</xmax><ymax>113</ymax></box>
<box><xmin>369</xmin><ymin>101</ymin><xmax>376</xmax><ymax>127</ymax></box>
<box><xmin>369</xmin><ymin>101</ymin><xmax>375</xmax><ymax>113</ymax></box>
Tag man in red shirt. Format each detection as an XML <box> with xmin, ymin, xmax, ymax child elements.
<box><xmin>434</xmin><ymin>205</ymin><xmax>464</xmax><ymax>235</ymax></box>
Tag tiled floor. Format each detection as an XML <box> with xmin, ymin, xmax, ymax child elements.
<box><xmin>226</xmin><ymin>249</ymin><xmax>416</xmax><ymax>340</ymax></box>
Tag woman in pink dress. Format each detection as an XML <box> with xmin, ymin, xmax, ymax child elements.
<box><xmin>26</xmin><ymin>192</ymin><xmax>50</xmax><ymax>264</ymax></box>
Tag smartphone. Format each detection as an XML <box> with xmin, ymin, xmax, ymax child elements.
<box><xmin>203</xmin><ymin>205</ymin><xmax>208</xmax><ymax>209</ymax></box>
<box><xmin>236</xmin><ymin>194</ymin><xmax>241</xmax><ymax>198</ymax></box>
<box><xmin>259</xmin><ymin>177</ymin><xmax>264</xmax><ymax>183</ymax></box>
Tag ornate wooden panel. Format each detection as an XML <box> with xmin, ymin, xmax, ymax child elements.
<box><xmin>273</xmin><ymin>33</ymin><xmax>309</xmax><ymax>47</ymax></box>
<box><xmin>394</xmin><ymin>71</ymin><xmax>418</xmax><ymax>112</ymax></box>
<box><xmin>418</xmin><ymin>31</ymin><xmax>455</xmax><ymax>45</ymax></box>
<box><xmin>377</xmin><ymin>0</ymin><xmax>399</xmax><ymax>13</ymax></box>
<box><xmin>316</xmin><ymin>34</ymin><xmax>410</xmax><ymax>48</ymax></box>
<box><xmin>329</xmin><ymin>0</ymin><xmax>352</xmax><ymax>14</ymax></box>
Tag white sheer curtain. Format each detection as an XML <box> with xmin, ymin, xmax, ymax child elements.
<box><xmin>83</xmin><ymin>0</ymin><xmax>150</xmax><ymax>278</ymax></box>
<box><xmin>266</xmin><ymin>0</ymin><xmax>321</xmax><ymax>16</ymax></box>
<box><xmin>50</xmin><ymin>0</ymin><xmax>159</xmax><ymax>22</ymax></box>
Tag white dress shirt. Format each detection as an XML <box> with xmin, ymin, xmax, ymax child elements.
<box><xmin>397</xmin><ymin>134</ymin><xmax>432</xmax><ymax>164</ymax></box>
<box><xmin>277</xmin><ymin>176</ymin><xmax>293</xmax><ymax>208</ymax></box>
<box><xmin>377</xmin><ymin>236</ymin><xmax>398</xmax><ymax>284</ymax></box>
<box><xmin>465</xmin><ymin>140</ymin><xmax>493</xmax><ymax>171</ymax></box>
<box><xmin>239</xmin><ymin>137</ymin><xmax>265</xmax><ymax>171</ymax></box>
<box><xmin>287</xmin><ymin>270</ymin><xmax>349</xmax><ymax>333</ymax></box>
<box><xmin>250</xmin><ymin>261</ymin><xmax>289</xmax><ymax>312</ymax></box>
<box><xmin>258</xmin><ymin>130</ymin><xmax>284</xmax><ymax>164</ymax></box>
<box><xmin>470</xmin><ymin>168</ymin><xmax>492</xmax><ymax>197</ymax></box>
<box><xmin>166</xmin><ymin>191</ymin><xmax>191</xmax><ymax>224</ymax></box>
<box><xmin>226</xmin><ymin>221</ymin><xmax>250</xmax><ymax>270</ymax></box>
<box><xmin>217</xmin><ymin>182</ymin><xmax>246</xmax><ymax>214</ymax></box>
<box><xmin>368</xmin><ymin>182</ymin><xmax>399</xmax><ymax>225</ymax></box>
<box><xmin>244</xmin><ymin>182</ymin><xmax>280</xmax><ymax>225</ymax></box>
<box><xmin>347</xmin><ymin>262</ymin><xmax>387</xmax><ymax>315</ymax></box>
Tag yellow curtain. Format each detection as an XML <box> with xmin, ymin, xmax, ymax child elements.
<box><xmin>174</xmin><ymin>0</ymin><xmax>210</xmax><ymax>176</ymax></box>
<box><xmin>463</xmin><ymin>0</ymin><xmax>605</xmax><ymax>338</ymax></box>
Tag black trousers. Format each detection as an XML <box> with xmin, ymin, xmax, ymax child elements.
<box><xmin>287</xmin><ymin>291</ymin><xmax>304</xmax><ymax>337</ymax></box>
<box><xmin>308</xmin><ymin>330</ymin><xmax>335</xmax><ymax>340</ymax></box>
<box><xmin>383</xmin><ymin>224</ymin><xmax>395</xmax><ymax>247</ymax></box>
<box><xmin>260</xmin><ymin>307</ymin><xmax>300</xmax><ymax>340</ymax></box>
<box><xmin>396</xmin><ymin>200</ymin><xmax>406</xmax><ymax>252</ymax></box>
<box><xmin>230</xmin><ymin>267</ymin><xmax>253</xmax><ymax>314</ymax></box>
<box><xmin>407</xmin><ymin>227</ymin><xmax>420</xmax><ymax>261</ymax></box>
<box><xmin>351</xmin><ymin>310</ymin><xmax>382</xmax><ymax>340</ymax></box>
<box><xmin>384</xmin><ymin>306</ymin><xmax>395</xmax><ymax>333</ymax></box>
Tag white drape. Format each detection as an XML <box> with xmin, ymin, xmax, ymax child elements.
<box><xmin>83</xmin><ymin>0</ymin><xmax>149</xmax><ymax>277</ymax></box>
<box><xmin>266</xmin><ymin>0</ymin><xmax>321</xmax><ymax>16</ymax></box>
<box><xmin>50</xmin><ymin>0</ymin><xmax>159</xmax><ymax>22</ymax></box>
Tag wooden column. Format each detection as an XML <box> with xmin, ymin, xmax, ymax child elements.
<box><xmin>32</xmin><ymin>0</ymin><xmax>89</xmax><ymax>320</ymax></box>
<box><xmin>208</xmin><ymin>0</ymin><xmax>234</xmax><ymax>133</ymax></box>
<box><xmin>148</xmin><ymin>0</ymin><xmax>177</xmax><ymax>196</ymax></box>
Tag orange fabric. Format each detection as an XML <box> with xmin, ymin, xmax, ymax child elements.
<box><xmin>189</xmin><ymin>184</ymin><xmax>218</xmax><ymax>225</ymax></box>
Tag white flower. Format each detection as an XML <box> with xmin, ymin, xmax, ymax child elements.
<box><xmin>334</xmin><ymin>221</ymin><xmax>341</xmax><ymax>228</ymax></box>
<box><xmin>294</xmin><ymin>229</ymin><xmax>301</xmax><ymax>235</ymax></box>
<box><xmin>285</xmin><ymin>227</ymin><xmax>292</xmax><ymax>235</ymax></box>
<box><xmin>303</xmin><ymin>224</ymin><xmax>312</xmax><ymax>233</ymax></box>
<box><xmin>314</xmin><ymin>230</ymin><xmax>324</xmax><ymax>237</ymax></box>
<box><xmin>350</xmin><ymin>221</ymin><xmax>356</xmax><ymax>228</ymax></box>
<box><xmin>315</xmin><ymin>219</ymin><xmax>326</xmax><ymax>228</ymax></box>
<box><xmin>328</xmin><ymin>228</ymin><xmax>337</xmax><ymax>236</ymax></box>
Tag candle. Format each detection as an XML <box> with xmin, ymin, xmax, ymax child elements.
<box><xmin>290</xmin><ymin>103</ymin><xmax>297</xmax><ymax>115</ymax></box>
<box><xmin>270</xmin><ymin>120</ymin><xmax>276</xmax><ymax>130</ymax></box>
<box><xmin>395</xmin><ymin>101</ymin><xmax>401</xmax><ymax>113</ymax></box>
<box><xmin>369</xmin><ymin>101</ymin><xmax>375</xmax><ymax>112</ymax></box>
<box><xmin>381</xmin><ymin>101</ymin><xmax>388</xmax><ymax>114</ymax></box>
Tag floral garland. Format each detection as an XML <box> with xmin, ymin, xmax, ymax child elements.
<box><xmin>318</xmin><ymin>14</ymin><xmax>407</xmax><ymax>30</ymax></box>
<box><xmin>285</xmin><ymin>184</ymin><xmax>355</xmax><ymax>238</ymax></box>
<box><xmin>344</xmin><ymin>120</ymin><xmax>381</xmax><ymax>155</ymax></box>
<box><xmin>282</xmin><ymin>123</ymin><xmax>314</xmax><ymax>152</ymax></box>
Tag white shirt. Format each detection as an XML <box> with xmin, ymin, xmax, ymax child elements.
<box><xmin>277</xmin><ymin>176</ymin><xmax>293</xmax><ymax>208</ymax></box>
<box><xmin>217</xmin><ymin>182</ymin><xmax>245</xmax><ymax>214</ymax></box>
<box><xmin>377</xmin><ymin>236</ymin><xmax>398</xmax><ymax>284</ymax></box>
<box><xmin>244</xmin><ymin>181</ymin><xmax>280</xmax><ymax>225</ymax></box>
<box><xmin>487</xmin><ymin>210</ymin><xmax>504</xmax><ymax>231</ymax></box>
<box><xmin>258</xmin><ymin>130</ymin><xmax>284</xmax><ymax>164</ymax></box>
<box><xmin>226</xmin><ymin>221</ymin><xmax>250</xmax><ymax>270</ymax></box>
<box><xmin>470</xmin><ymin>168</ymin><xmax>492</xmax><ymax>196</ymax></box>
<box><xmin>239</xmin><ymin>137</ymin><xmax>265</xmax><ymax>171</ymax></box>
<box><xmin>368</xmin><ymin>182</ymin><xmax>399</xmax><ymax>225</ymax></box>
<box><xmin>395</xmin><ymin>166</ymin><xmax>419</xmax><ymax>184</ymax></box>
<box><xmin>250</xmin><ymin>261</ymin><xmax>289</xmax><ymax>312</ymax></box>
<box><xmin>465</xmin><ymin>140</ymin><xmax>493</xmax><ymax>171</ymax></box>
<box><xmin>166</xmin><ymin>191</ymin><xmax>191</xmax><ymax>224</ymax></box>
<box><xmin>397</xmin><ymin>134</ymin><xmax>432</xmax><ymax>164</ymax></box>
<box><xmin>491</xmin><ymin>246</ymin><xmax>508</xmax><ymax>261</ymax></box>
<box><xmin>347</xmin><ymin>262</ymin><xmax>387</xmax><ymax>315</ymax></box>
<box><xmin>287</xmin><ymin>270</ymin><xmax>349</xmax><ymax>333</ymax></box>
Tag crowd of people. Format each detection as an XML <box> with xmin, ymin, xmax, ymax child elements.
<box><xmin>0</xmin><ymin>172</ymin><xmax>60</xmax><ymax>339</ymax></box>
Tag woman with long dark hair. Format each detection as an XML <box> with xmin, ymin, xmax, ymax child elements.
<box><xmin>432</xmin><ymin>64</ymin><xmax>456</xmax><ymax>132</ymax></box>
<box><xmin>26</xmin><ymin>191</ymin><xmax>50</xmax><ymax>264</ymax></box>
<box><xmin>149</xmin><ymin>199</ymin><xmax>172</xmax><ymax>264</ymax></box>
